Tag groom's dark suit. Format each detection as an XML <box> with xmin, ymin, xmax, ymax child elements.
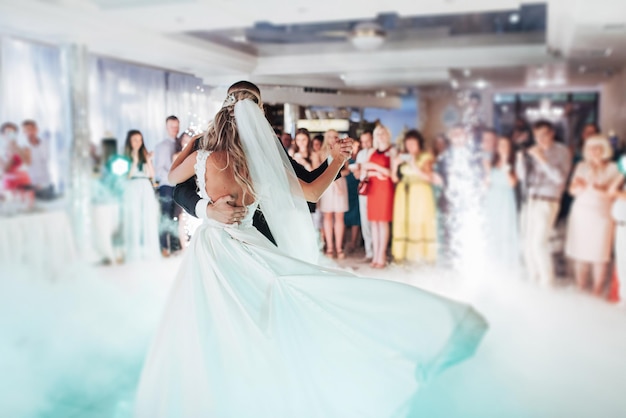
<box><xmin>173</xmin><ymin>139</ymin><xmax>338</xmax><ymax>246</ymax></box>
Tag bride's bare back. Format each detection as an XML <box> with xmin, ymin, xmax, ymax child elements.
<box><xmin>204</xmin><ymin>151</ymin><xmax>255</xmax><ymax>207</ymax></box>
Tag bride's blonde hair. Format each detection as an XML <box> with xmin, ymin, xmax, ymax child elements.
<box><xmin>200</xmin><ymin>81</ymin><xmax>262</xmax><ymax>204</ymax></box>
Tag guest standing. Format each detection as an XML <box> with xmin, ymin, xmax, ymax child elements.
<box><xmin>122</xmin><ymin>130</ymin><xmax>160</xmax><ymax>261</ymax></box>
<box><xmin>291</xmin><ymin>128</ymin><xmax>321</xmax><ymax>172</ymax></box>
<box><xmin>173</xmin><ymin>131</ymin><xmax>201</xmax><ymax>249</ymax></box>
<box><xmin>319</xmin><ymin>130</ymin><xmax>350</xmax><ymax>258</ymax></box>
<box><xmin>0</xmin><ymin>122</ymin><xmax>31</xmax><ymax>191</ymax></box>
<box><xmin>484</xmin><ymin>136</ymin><xmax>520</xmax><ymax>271</ymax></box>
<box><xmin>516</xmin><ymin>120</ymin><xmax>572</xmax><ymax>287</ymax></box>
<box><xmin>154</xmin><ymin>115</ymin><xmax>181</xmax><ymax>257</ymax></box>
<box><xmin>391</xmin><ymin>129</ymin><xmax>437</xmax><ymax>264</ymax></box>
<box><xmin>281</xmin><ymin>132</ymin><xmax>294</xmax><ymax>153</ymax></box>
<box><xmin>435</xmin><ymin>125</ymin><xmax>484</xmax><ymax>267</ymax></box>
<box><xmin>609</xmin><ymin>170</ymin><xmax>626</xmax><ymax>302</ymax></box>
<box><xmin>344</xmin><ymin>136</ymin><xmax>361</xmax><ymax>254</ymax></box>
<box><xmin>21</xmin><ymin>120</ymin><xmax>53</xmax><ymax>198</ymax></box>
<box><xmin>353</xmin><ymin>130</ymin><xmax>374</xmax><ymax>261</ymax></box>
<box><xmin>291</xmin><ymin>128</ymin><xmax>324</xmax><ymax>245</ymax></box>
<box><xmin>364</xmin><ymin>124</ymin><xmax>396</xmax><ymax>268</ymax></box>
<box><xmin>480</xmin><ymin>128</ymin><xmax>498</xmax><ymax>170</ymax></box>
<box><xmin>566</xmin><ymin>136</ymin><xmax>620</xmax><ymax>295</ymax></box>
<box><xmin>312</xmin><ymin>134</ymin><xmax>324</xmax><ymax>154</ymax></box>
<box><xmin>433</xmin><ymin>133</ymin><xmax>449</xmax><ymax>160</ymax></box>
<box><xmin>572</xmin><ymin>123</ymin><xmax>600</xmax><ymax>165</ymax></box>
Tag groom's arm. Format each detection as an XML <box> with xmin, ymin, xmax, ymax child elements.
<box><xmin>173</xmin><ymin>177</ymin><xmax>201</xmax><ymax>217</ymax></box>
<box><xmin>291</xmin><ymin>158</ymin><xmax>341</xmax><ymax>183</ymax></box>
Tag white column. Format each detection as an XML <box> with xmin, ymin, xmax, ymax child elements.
<box><xmin>283</xmin><ymin>103</ymin><xmax>300</xmax><ymax>136</ymax></box>
<box><xmin>62</xmin><ymin>44</ymin><xmax>93</xmax><ymax>259</ymax></box>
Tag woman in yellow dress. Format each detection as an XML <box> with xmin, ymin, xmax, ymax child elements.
<box><xmin>391</xmin><ymin>129</ymin><xmax>438</xmax><ymax>263</ymax></box>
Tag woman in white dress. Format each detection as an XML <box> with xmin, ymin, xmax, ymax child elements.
<box><xmin>122</xmin><ymin>130</ymin><xmax>160</xmax><ymax>262</ymax></box>
<box><xmin>134</xmin><ymin>82</ymin><xmax>487</xmax><ymax>418</ymax></box>
<box><xmin>566</xmin><ymin>136</ymin><xmax>621</xmax><ymax>295</ymax></box>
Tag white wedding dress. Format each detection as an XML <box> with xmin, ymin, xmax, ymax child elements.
<box><xmin>134</xmin><ymin>148</ymin><xmax>487</xmax><ymax>418</ymax></box>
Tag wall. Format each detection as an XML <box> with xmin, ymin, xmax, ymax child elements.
<box><xmin>362</xmin><ymin>95</ymin><xmax>419</xmax><ymax>142</ymax></box>
<box><xmin>419</xmin><ymin>87</ymin><xmax>493</xmax><ymax>145</ymax></box>
<box><xmin>600</xmin><ymin>68</ymin><xmax>626</xmax><ymax>145</ymax></box>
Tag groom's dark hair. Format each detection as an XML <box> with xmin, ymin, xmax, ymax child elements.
<box><xmin>228</xmin><ymin>81</ymin><xmax>260</xmax><ymax>95</ymax></box>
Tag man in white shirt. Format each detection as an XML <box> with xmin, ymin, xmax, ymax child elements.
<box><xmin>352</xmin><ymin>130</ymin><xmax>374</xmax><ymax>261</ymax></box>
<box><xmin>516</xmin><ymin>120</ymin><xmax>572</xmax><ymax>287</ymax></box>
<box><xmin>154</xmin><ymin>115</ymin><xmax>181</xmax><ymax>256</ymax></box>
<box><xmin>22</xmin><ymin>120</ymin><xmax>53</xmax><ymax>198</ymax></box>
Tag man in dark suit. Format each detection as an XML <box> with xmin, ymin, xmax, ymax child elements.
<box><xmin>173</xmin><ymin>137</ymin><xmax>347</xmax><ymax>246</ymax></box>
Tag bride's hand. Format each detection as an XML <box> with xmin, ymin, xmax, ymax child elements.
<box><xmin>330</xmin><ymin>137</ymin><xmax>353</xmax><ymax>162</ymax></box>
<box><xmin>207</xmin><ymin>195</ymin><xmax>248</xmax><ymax>224</ymax></box>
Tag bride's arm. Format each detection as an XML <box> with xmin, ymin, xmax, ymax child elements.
<box><xmin>171</xmin><ymin>135</ymin><xmax>201</xmax><ymax>172</ymax></box>
<box><xmin>169</xmin><ymin>150</ymin><xmax>198</xmax><ymax>184</ymax></box>
<box><xmin>298</xmin><ymin>138</ymin><xmax>352</xmax><ymax>202</ymax></box>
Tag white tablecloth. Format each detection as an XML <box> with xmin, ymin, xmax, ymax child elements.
<box><xmin>91</xmin><ymin>203</ymin><xmax>120</xmax><ymax>263</ymax></box>
<box><xmin>0</xmin><ymin>210</ymin><xmax>77</xmax><ymax>275</ymax></box>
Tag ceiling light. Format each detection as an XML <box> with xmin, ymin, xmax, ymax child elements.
<box><xmin>231</xmin><ymin>34</ymin><xmax>247</xmax><ymax>43</ymax></box>
<box><xmin>509</xmin><ymin>13</ymin><xmax>520</xmax><ymax>24</ymax></box>
<box><xmin>475</xmin><ymin>79</ymin><xmax>488</xmax><ymax>89</ymax></box>
<box><xmin>350</xmin><ymin>22</ymin><xmax>386</xmax><ymax>51</ymax></box>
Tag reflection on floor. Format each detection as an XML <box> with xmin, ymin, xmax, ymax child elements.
<box><xmin>2</xmin><ymin>252</ymin><xmax>625</xmax><ymax>418</ymax></box>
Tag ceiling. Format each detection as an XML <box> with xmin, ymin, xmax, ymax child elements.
<box><xmin>0</xmin><ymin>0</ymin><xmax>624</xmax><ymax>95</ymax></box>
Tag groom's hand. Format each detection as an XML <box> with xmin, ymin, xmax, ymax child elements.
<box><xmin>206</xmin><ymin>195</ymin><xmax>248</xmax><ymax>224</ymax></box>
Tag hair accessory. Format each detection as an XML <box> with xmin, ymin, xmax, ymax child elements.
<box><xmin>223</xmin><ymin>94</ymin><xmax>236</xmax><ymax>107</ymax></box>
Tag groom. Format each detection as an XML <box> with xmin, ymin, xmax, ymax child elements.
<box><xmin>173</xmin><ymin>137</ymin><xmax>349</xmax><ymax>245</ymax></box>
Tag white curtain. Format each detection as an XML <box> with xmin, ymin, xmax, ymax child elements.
<box><xmin>89</xmin><ymin>57</ymin><xmax>168</xmax><ymax>152</ymax></box>
<box><xmin>88</xmin><ymin>57</ymin><xmax>221</xmax><ymax>153</ymax></box>
<box><xmin>166</xmin><ymin>72</ymin><xmax>221</xmax><ymax>137</ymax></box>
<box><xmin>0</xmin><ymin>37</ymin><xmax>68</xmax><ymax>192</ymax></box>
<box><xmin>1</xmin><ymin>36</ymin><xmax>223</xmax><ymax>177</ymax></box>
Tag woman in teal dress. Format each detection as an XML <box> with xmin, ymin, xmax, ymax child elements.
<box><xmin>484</xmin><ymin>135</ymin><xmax>520</xmax><ymax>272</ymax></box>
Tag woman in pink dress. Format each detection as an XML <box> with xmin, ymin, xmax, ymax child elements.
<box><xmin>319</xmin><ymin>129</ymin><xmax>350</xmax><ymax>258</ymax></box>
<box><xmin>566</xmin><ymin>136</ymin><xmax>621</xmax><ymax>296</ymax></box>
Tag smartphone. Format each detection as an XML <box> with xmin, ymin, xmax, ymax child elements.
<box><xmin>400</xmin><ymin>153</ymin><xmax>412</xmax><ymax>162</ymax></box>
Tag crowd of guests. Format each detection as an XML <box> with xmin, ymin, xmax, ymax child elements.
<box><xmin>4</xmin><ymin>111</ymin><xmax>626</xmax><ymax>302</ymax></box>
<box><xmin>283</xmin><ymin>119</ymin><xmax>626</xmax><ymax>302</ymax></box>
<box><xmin>0</xmin><ymin>120</ymin><xmax>55</xmax><ymax>209</ymax></box>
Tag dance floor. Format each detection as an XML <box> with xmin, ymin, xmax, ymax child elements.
<box><xmin>2</xmin><ymin>254</ymin><xmax>625</xmax><ymax>418</ymax></box>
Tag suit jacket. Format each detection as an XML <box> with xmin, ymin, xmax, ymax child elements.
<box><xmin>172</xmin><ymin>139</ymin><xmax>337</xmax><ymax>245</ymax></box>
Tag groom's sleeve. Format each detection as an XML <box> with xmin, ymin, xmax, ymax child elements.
<box><xmin>173</xmin><ymin>177</ymin><xmax>203</xmax><ymax>218</ymax></box>
<box><xmin>290</xmin><ymin>158</ymin><xmax>341</xmax><ymax>183</ymax></box>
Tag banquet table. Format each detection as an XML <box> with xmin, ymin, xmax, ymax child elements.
<box><xmin>0</xmin><ymin>209</ymin><xmax>77</xmax><ymax>276</ymax></box>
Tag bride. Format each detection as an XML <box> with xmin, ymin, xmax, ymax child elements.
<box><xmin>134</xmin><ymin>82</ymin><xmax>487</xmax><ymax>418</ymax></box>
